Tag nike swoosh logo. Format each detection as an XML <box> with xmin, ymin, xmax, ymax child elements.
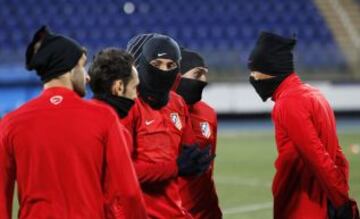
<box><xmin>145</xmin><ymin>120</ymin><xmax>154</xmax><ymax>125</ymax></box>
<box><xmin>157</xmin><ymin>53</ymin><xmax>167</xmax><ymax>57</ymax></box>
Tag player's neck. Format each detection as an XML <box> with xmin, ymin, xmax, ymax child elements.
<box><xmin>43</xmin><ymin>73</ymin><xmax>74</xmax><ymax>91</ymax></box>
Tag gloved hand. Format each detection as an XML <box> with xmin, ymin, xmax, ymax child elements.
<box><xmin>329</xmin><ymin>199</ymin><xmax>360</xmax><ymax>219</ymax></box>
<box><xmin>351</xmin><ymin>199</ymin><xmax>360</xmax><ymax>219</ymax></box>
<box><xmin>177</xmin><ymin>144</ymin><xmax>202</xmax><ymax>176</ymax></box>
<box><xmin>194</xmin><ymin>144</ymin><xmax>215</xmax><ymax>175</ymax></box>
<box><xmin>177</xmin><ymin>144</ymin><xmax>215</xmax><ymax>176</ymax></box>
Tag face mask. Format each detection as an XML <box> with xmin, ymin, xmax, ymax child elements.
<box><xmin>249</xmin><ymin>75</ymin><xmax>288</xmax><ymax>102</ymax></box>
<box><xmin>176</xmin><ymin>78</ymin><xmax>208</xmax><ymax>105</ymax></box>
<box><xmin>95</xmin><ymin>94</ymin><xmax>135</xmax><ymax>118</ymax></box>
<box><xmin>138</xmin><ymin>56</ymin><xmax>179</xmax><ymax>109</ymax></box>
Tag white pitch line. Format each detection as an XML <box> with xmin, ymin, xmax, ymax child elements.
<box><xmin>215</xmin><ymin>176</ymin><xmax>271</xmax><ymax>187</ymax></box>
<box><xmin>329</xmin><ymin>0</ymin><xmax>360</xmax><ymax>49</ymax></box>
<box><xmin>223</xmin><ymin>202</ymin><xmax>273</xmax><ymax>215</ymax></box>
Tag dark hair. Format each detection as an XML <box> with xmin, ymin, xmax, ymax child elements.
<box><xmin>89</xmin><ymin>48</ymin><xmax>134</xmax><ymax>96</ymax></box>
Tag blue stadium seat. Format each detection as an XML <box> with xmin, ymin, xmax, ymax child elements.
<box><xmin>0</xmin><ymin>0</ymin><xmax>348</xmax><ymax>78</ymax></box>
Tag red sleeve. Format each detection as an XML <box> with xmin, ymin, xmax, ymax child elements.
<box><xmin>0</xmin><ymin>121</ymin><xmax>15</xmax><ymax>219</ymax></box>
<box><xmin>132</xmin><ymin>100</ymin><xmax>196</xmax><ymax>183</ymax></box>
<box><xmin>181</xmin><ymin>104</ymin><xmax>196</xmax><ymax>145</ymax></box>
<box><xmin>103</xmin><ymin>119</ymin><xmax>147</xmax><ymax>219</ymax></box>
<box><xmin>134</xmin><ymin>161</ymin><xmax>178</xmax><ymax>183</ymax></box>
<box><xmin>119</xmin><ymin>101</ymin><xmax>139</xmax><ymax>155</ymax></box>
<box><xmin>121</xmin><ymin>100</ymin><xmax>180</xmax><ymax>183</ymax></box>
<box><xmin>278</xmin><ymin>99</ymin><xmax>349</xmax><ymax>207</ymax></box>
<box><xmin>119</xmin><ymin>109</ymin><xmax>136</xmax><ymax>138</ymax></box>
<box><xmin>210</xmin><ymin>116</ymin><xmax>218</xmax><ymax>176</ymax></box>
<box><xmin>122</xmin><ymin>129</ymin><xmax>134</xmax><ymax>157</ymax></box>
<box><xmin>133</xmin><ymin>101</ymin><xmax>196</xmax><ymax>183</ymax></box>
<box><xmin>126</xmin><ymin>113</ymin><xmax>179</xmax><ymax>183</ymax></box>
<box><xmin>334</xmin><ymin>147</ymin><xmax>349</xmax><ymax>184</ymax></box>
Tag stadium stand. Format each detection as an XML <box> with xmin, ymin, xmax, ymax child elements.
<box><xmin>0</xmin><ymin>0</ymin><xmax>357</xmax><ymax>116</ymax></box>
<box><xmin>0</xmin><ymin>0</ymin><xmax>347</xmax><ymax>70</ymax></box>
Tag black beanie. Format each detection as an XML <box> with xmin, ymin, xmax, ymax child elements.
<box><xmin>26</xmin><ymin>26</ymin><xmax>84</xmax><ymax>83</ymax></box>
<box><xmin>126</xmin><ymin>33</ymin><xmax>160</xmax><ymax>65</ymax></box>
<box><xmin>180</xmin><ymin>48</ymin><xmax>207</xmax><ymax>74</ymax></box>
<box><xmin>142</xmin><ymin>36</ymin><xmax>181</xmax><ymax>63</ymax></box>
<box><xmin>248</xmin><ymin>32</ymin><xmax>296</xmax><ymax>76</ymax></box>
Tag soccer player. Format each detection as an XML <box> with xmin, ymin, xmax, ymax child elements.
<box><xmin>88</xmin><ymin>48</ymin><xmax>139</xmax><ymax>119</ymax></box>
<box><xmin>175</xmin><ymin>48</ymin><xmax>222</xmax><ymax>219</ymax></box>
<box><xmin>248</xmin><ymin>31</ymin><xmax>359</xmax><ymax>219</ymax></box>
<box><xmin>0</xmin><ymin>26</ymin><xmax>147</xmax><ymax>219</ymax></box>
<box><xmin>124</xmin><ymin>33</ymin><xmax>213</xmax><ymax>219</ymax></box>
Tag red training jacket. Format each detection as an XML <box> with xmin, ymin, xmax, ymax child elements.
<box><xmin>271</xmin><ymin>73</ymin><xmax>350</xmax><ymax>219</ymax></box>
<box><xmin>0</xmin><ymin>87</ymin><xmax>147</xmax><ymax>219</ymax></box>
<box><xmin>121</xmin><ymin>91</ymin><xmax>195</xmax><ymax>219</ymax></box>
<box><xmin>179</xmin><ymin>101</ymin><xmax>222</xmax><ymax>219</ymax></box>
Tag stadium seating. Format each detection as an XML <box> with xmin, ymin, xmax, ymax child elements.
<box><xmin>0</xmin><ymin>0</ymin><xmax>349</xmax><ymax>116</ymax></box>
<box><xmin>0</xmin><ymin>0</ymin><xmax>347</xmax><ymax>69</ymax></box>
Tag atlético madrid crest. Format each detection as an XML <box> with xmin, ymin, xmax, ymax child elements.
<box><xmin>200</xmin><ymin>122</ymin><xmax>211</xmax><ymax>139</ymax></box>
<box><xmin>170</xmin><ymin>113</ymin><xmax>182</xmax><ymax>130</ymax></box>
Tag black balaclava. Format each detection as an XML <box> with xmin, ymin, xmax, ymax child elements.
<box><xmin>134</xmin><ymin>35</ymin><xmax>181</xmax><ymax>109</ymax></box>
<box><xmin>249</xmin><ymin>76</ymin><xmax>288</xmax><ymax>102</ymax></box>
<box><xmin>26</xmin><ymin>26</ymin><xmax>84</xmax><ymax>83</ymax></box>
<box><xmin>176</xmin><ymin>48</ymin><xmax>208</xmax><ymax>105</ymax></box>
<box><xmin>248</xmin><ymin>31</ymin><xmax>296</xmax><ymax>101</ymax></box>
<box><xmin>95</xmin><ymin>94</ymin><xmax>135</xmax><ymax>118</ymax></box>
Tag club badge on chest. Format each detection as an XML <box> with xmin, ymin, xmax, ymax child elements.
<box><xmin>170</xmin><ymin>113</ymin><xmax>182</xmax><ymax>130</ymax></box>
<box><xmin>200</xmin><ymin>122</ymin><xmax>211</xmax><ymax>139</ymax></box>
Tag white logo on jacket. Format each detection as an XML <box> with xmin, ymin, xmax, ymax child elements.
<box><xmin>50</xmin><ymin>95</ymin><xmax>63</xmax><ymax>105</ymax></box>
<box><xmin>200</xmin><ymin>122</ymin><xmax>211</xmax><ymax>139</ymax></box>
<box><xmin>170</xmin><ymin>113</ymin><xmax>182</xmax><ymax>130</ymax></box>
<box><xmin>145</xmin><ymin>120</ymin><xmax>154</xmax><ymax>126</ymax></box>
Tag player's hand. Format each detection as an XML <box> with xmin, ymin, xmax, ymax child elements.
<box><xmin>177</xmin><ymin>144</ymin><xmax>202</xmax><ymax>176</ymax></box>
<box><xmin>194</xmin><ymin>144</ymin><xmax>215</xmax><ymax>175</ymax></box>
<box><xmin>177</xmin><ymin>144</ymin><xmax>216</xmax><ymax>176</ymax></box>
<box><xmin>351</xmin><ymin>199</ymin><xmax>360</xmax><ymax>219</ymax></box>
<box><xmin>330</xmin><ymin>199</ymin><xmax>360</xmax><ymax>219</ymax></box>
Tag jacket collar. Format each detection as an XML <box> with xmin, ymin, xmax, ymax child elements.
<box><xmin>272</xmin><ymin>73</ymin><xmax>302</xmax><ymax>101</ymax></box>
<box><xmin>42</xmin><ymin>86</ymin><xmax>79</xmax><ymax>98</ymax></box>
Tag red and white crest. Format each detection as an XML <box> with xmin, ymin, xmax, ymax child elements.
<box><xmin>200</xmin><ymin>122</ymin><xmax>211</xmax><ymax>139</ymax></box>
<box><xmin>50</xmin><ymin>95</ymin><xmax>63</xmax><ymax>105</ymax></box>
<box><xmin>170</xmin><ymin>113</ymin><xmax>182</xmax><ymax>130</ymax></box>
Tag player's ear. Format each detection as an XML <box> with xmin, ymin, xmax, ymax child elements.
<box><xmin>111</xmin><ymin>79</ymin><xmax>125</xmax><ymax>96</ymax></box>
